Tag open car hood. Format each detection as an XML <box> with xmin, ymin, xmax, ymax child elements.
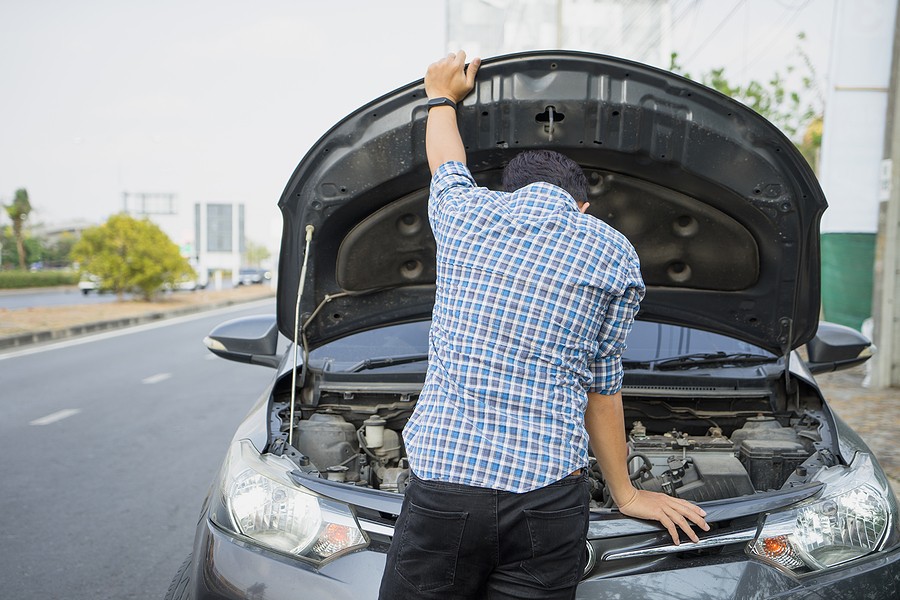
<box><xmin>277</xmin><ymin>51</ymin><xmax>825</xmax><ymax>356</ymax></box>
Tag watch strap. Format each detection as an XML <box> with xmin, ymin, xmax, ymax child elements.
<box><xmin>426</xmin><ymin>97</ymin><xmax>458</xmax><ymax>111</ymax></box>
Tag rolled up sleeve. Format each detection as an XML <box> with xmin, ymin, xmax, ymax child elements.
<box><xmin>589</xmin><ymin>258</ymin><xmax>645</xmax><ymax>395</ymax></box>
<box><xmin>428</xmin><ymin>161</ymin><xmax>479</xmax><ymax>228</ymax></box>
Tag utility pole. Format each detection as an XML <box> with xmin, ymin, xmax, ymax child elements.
<box><xmin>872</xmin><ymin>0</ymin><xmax>900</xmax><ymax>388</ymax></box>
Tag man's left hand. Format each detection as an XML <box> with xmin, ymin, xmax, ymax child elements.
<box><xmin>425</xmin><ymin>50</ymin><xmax>480</xmax><ymax>103</ymax></box>
<box><xmin>616</xmin><ymin>488</ymin><xmax>709</xmax><ymax>545</ymax></box>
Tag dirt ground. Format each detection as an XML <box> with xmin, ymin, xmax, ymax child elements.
<box><xmin>0</xmin><ymin>285</ymin><xmax>274</xmax><ymax>337</ymax></box>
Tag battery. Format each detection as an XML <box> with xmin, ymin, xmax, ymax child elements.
<box><xmin>739</xmin><ymin>439</ymin><xmax>809</xmax><ymax>492</ymax></box>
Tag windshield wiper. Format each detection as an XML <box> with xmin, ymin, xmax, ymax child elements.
<box><xmin>651</xmin><ymin>352</ymin><xmax>777</xmax><ymax>371</ymax></box>
<box><xmin>347</xmin><ymin>353</ymin><xmax>430</xmax><ymax>373</ymax></box>
<box><xmin>622</xmin><ymin>359</ymin><xmax>653</xmax><ymax>370</ymax></box>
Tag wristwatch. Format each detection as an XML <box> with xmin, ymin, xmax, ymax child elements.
<box><xmin>426</xmin><ymin>97</ymin><xmax>458</xmax><ymax>111</ymax></box>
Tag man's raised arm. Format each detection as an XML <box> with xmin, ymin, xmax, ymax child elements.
<box><xmin>424</xmin><ymin>51</ymin><xmax>481</xmax><ymax>174</ymax></box>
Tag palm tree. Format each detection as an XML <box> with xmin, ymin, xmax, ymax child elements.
<box><xmin>5</xmin><ymin>188</ymin><xmax>32</xmax><ymax>270</ymax></box>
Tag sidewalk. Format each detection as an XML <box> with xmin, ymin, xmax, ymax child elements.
<box><xmin>815</xmin><ymin>365</ymin><xmax>900</xmax><ymax>496</ymax></box>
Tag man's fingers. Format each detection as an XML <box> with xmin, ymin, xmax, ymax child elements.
<box><xmin>665</xmin><ymin>506</ymin><xmax>700</xmax><ymax>544</ymax></box>
<box><xmin>659</xmin><ymin>514</ymin><xmax>680</xmax><ymax>546</ymax></box>
<box><xmin>670</xmin><ymin>497</ymin><xmax>710</xmax><ymax>529</ymax></box>
<box><xmin>466</xmin><ymin>57</ymin><xmax>481</xmax><ymax>88</ymax></box>
<box><xmin>685</xmin><ymin>507</ymin><xmax>710</xmax><ymax>531</ymax></box>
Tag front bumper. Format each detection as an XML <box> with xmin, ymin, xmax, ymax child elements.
<box><xmin>190</xmin><ymin>518</ymin><xmax>383</xmax><ymax>600</ymax></box>
<box><xmin>190</xmin><ymin>516</ymin><xmax>900</xmax><ymax>600</ymax></box>
<box><xmin>577</xmin><ymin>542</ymin><xmax>900</xmax><ymax>599</ymax></box>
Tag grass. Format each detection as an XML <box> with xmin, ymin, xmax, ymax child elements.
<box><xmin>0</xmin><ymin>270</ymin><xmax>80</xmax><ymax>289</ymax></box>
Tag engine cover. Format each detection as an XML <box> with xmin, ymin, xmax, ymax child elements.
<box><xmin>628</xmin><ymin>427</ymin><xmax>756</xmax><ymax>502</ymax></box>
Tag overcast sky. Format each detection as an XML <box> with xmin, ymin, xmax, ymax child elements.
<box><xmin>0</xmin><ymin>0</ymin><xmax>837</xmax><ymax>250</ymax></box>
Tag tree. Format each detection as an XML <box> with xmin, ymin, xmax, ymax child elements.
<box><xmin>4</xmin><ymin>188</ymin><xmax>32</xmax><ymax>270</ymax></box>
<box><xmin>71</xmin><ymin>213</ymin><xmax>195</xmax><ymax>300</ymax></box>
<box><xmin>41</xmin><ymin>231</ymin><xmax>78</xmax><ymax>268</ymax></box>
<box><xmin>669</xmin><ymin>33</ymin><xmax>823</xmax><ymax>172</ymax></box>
<box><xmin>243</xmin><ymin>240</ymin><xmax>271</xmax><ymax>267</ymax></box>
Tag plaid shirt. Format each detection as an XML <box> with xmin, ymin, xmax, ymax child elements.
<box><xmin>403</xmin><ymin>161</ymin><xmax>644</xmax><ymax>493</ymax></box>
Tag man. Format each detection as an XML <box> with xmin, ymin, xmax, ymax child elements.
<box><xmin>378</xmin><ymin>51</ymin><xmax>709</xmax><ymax>600</ymax></box>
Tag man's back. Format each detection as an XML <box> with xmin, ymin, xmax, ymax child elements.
<box><xmin>381</xmin><ymin>54</ymin><xmax>707</xmax><ymax>600</ymax></box>
<box><xmin>404</xmin><ymin>160</ymin><xmax>644</xmax><ymax>493</ymax></box>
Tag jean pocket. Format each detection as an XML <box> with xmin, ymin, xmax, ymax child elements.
<box><xmin>521</xmin><ymin>504</ymin><xmax>587</xmax><ymax>588</ymax></box>
<box><xmin>395</xmin><ymin>501</ymin><xmax>469</xmax><ymax>592</ymax></box>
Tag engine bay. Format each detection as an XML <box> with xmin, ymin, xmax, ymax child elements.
<box><xmin>271</xmin><ymin>383</ymin><xmax>826</xmax><ymax>506</ymax></box>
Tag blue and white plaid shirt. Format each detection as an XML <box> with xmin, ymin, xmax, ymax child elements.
<box><xmin>403</xmin><ymin>161</ymin><xmax>645</xmax><ymax>493</ymax></box>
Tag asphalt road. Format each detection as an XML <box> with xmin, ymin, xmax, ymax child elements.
<box><xmin>0</xmin><ymin>299</ymin><xmax>278</xmax><ymax>599</ymax></box>
<box><xmin>0</xmin><ymin>282</ymin><xmax>239</xmax><ymax>310</ymax></box>
<box><xmin>0</xmin><ymin>286</ymin><xmax>136</xmax><ymax>308</ymax></box>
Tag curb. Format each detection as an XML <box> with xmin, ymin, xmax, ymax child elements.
<box><xmin>0</xmin><ymin>295</ymin><xmax>273</xmax><ymax>351</ymax></box>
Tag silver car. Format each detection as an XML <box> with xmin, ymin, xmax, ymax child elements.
<box><xmin>167</xmin><ymin>51</ymin><xmax>899</xmax><ymax>599</ymax></box>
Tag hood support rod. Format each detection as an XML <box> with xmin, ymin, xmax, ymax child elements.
<box><xmin>289</xmin><ymin>225</ymin><xmax>315</xmax><ymax>448</ymax></box>
<box><xmin>779</xmin><ymin>317</ymin><xmax>796</xmax><ymax>397</ymax></box>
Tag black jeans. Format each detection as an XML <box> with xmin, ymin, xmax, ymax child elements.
<box><xmin>378</xmin><ymin>472</ymin><xmax>590</xmax><ymax>600</ymax></box>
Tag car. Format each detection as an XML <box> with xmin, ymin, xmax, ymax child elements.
<box><xmin>164</xmin><ymin>274</ymin><xmax>204</xmax><ymax>292</ymax></box>
<box><xmin>167</xmin><ymin>51</ymin><xmax>900</xmax><ymax>599</ymax></box>
<box><xmin>236</xmin><ymin>267</ymin><xmax>272</xmax><ymax>286</ymax></box>
<box><xmin>77</xmin><ymin>273</ymin><xmax>101</xmax><ymax>295</ymax></box>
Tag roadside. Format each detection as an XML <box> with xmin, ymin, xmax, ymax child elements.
<box><xmin>0</xmin><ymin>285</ymin><xmax>275</xmax><ymax>350</ymax></box>
<box><xmin>815</xmin><ymin>364</ymin><xmax>900</xmax><ymax>496</ymax></box>
<box><xmin>1</xmin><ymin>290</ymin><xmax>896</xmax><ymax>497</ymax></box>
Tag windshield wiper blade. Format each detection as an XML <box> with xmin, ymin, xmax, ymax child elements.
<box><xmin>652</xmin><ymin>352</ymin><xmax>777</xmax><ymax>371</ymax></box>
<box><xmin>622</xmin><ymin>359</ymin><xmax>653</xmax><ymax>370</ymax></box>
<box><xmin>347</xmin><ymin>353</ymin><xmax>430</xmax><ymax>373</ymax></box>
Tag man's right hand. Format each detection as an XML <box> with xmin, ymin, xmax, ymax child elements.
<box><xmin>425</xmin><ymin>51</ymin><xmax>480</xmax><ymax>103</ymax></box>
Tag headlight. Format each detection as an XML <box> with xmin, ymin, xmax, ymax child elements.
<box><xmin>748</xmin><ymin>453</ymin><xmax>893</xmax><ymax>574</ymax></box>
<box><xmin>211</xmin><ymin>439</ymin><xmax>368</xmax><ymax>564</ymax></box>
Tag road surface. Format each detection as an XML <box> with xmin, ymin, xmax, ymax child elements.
<box><xmin>0</xmin><ymin>299</ymin><xmax>278</xmax><ymax>599</ymax></box>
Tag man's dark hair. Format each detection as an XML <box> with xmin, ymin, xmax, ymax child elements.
<box><xmin>501</xmin><ymin>150</ymin><xmax>589</xmax><ymax>203</ymax></box>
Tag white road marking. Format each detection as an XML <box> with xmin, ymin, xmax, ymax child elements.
<box><xmin>0</xmin><ymin>298</ymin><xmax>274</xmax><ymax>361</ymax></box>
<box><xmin>30</xmin><ymin>408</ymin><xmax>81</xmax><ymax>426</ymax></box>
<box><xmin>142</xmin><ymin>372</ymin><xmax>172</xmax><ymax>385</ymax></box>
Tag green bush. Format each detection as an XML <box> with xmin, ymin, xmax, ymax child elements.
<box><xmin>72</xmin><ymin>214</ymin><xmax>194</xmax><ymax>301</ymax></box>
<box><xmin>0</xmin><ymin>270</ymin><xmax>80</xmax><ymax>289</ymax></box>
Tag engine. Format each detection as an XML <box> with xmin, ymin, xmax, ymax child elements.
<box><xmin>588</xmin><ymin>416</ymin><xmax>816</xmax><ymax>505</ymax></box>
<box><xmin>290</xmin><ymin>410</ymin><xmax>412</xmax><ymax>493</ymax></box>
<box><xmin>281</xmin><ymin>401</ymin><xmax>818</xmax><ymax>504</ymax></box>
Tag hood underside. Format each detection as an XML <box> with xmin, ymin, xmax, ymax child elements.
<box><xmin>277</xmin><ymin>51</ymin><xmax>826</xmax><ymax>355</ymax></box>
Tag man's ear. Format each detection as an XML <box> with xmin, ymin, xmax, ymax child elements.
<box><xmin>578</xmin><ymin>201</ymin><xmax>591</xmax><ymax>214</ymax></box>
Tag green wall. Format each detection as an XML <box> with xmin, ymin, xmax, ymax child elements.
<box><xmin>820</xmin><ymin>232</ymin><xmax>876</xmax><ymax>331</ymax></box>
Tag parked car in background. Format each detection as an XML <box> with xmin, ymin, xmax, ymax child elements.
<box><xmin>237</xmin><ymin>267</ymin><xmax>272</xmax><ymax>286</ymax></box>
<box><xmin>164</xmin><ymin>274</ymin><xmax>204</xmax><ymax>292</ymax></box>
<box><xmin>77</xmin><ymin>273</ymin><xmax>101</xmax><ymax>295</ymax></box>
<box><xmin>167</xmin><ymin>51</ymin><xmax>900</xmax><ymax>600</ymax></box>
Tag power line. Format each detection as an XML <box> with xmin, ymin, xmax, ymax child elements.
<box><xmin>741</xmin><ymin>0</ymin><xmax>811</xmax><ymax>74</ymax></box>
<box><xmin>620</xmin><ymin>0</ymin><xmax>662</xmax><ymax>41</ymax></box>
<box><xmin>634</xmin><ymin>0</ymin><xmax>699</xmax><ymax>65</ymax></box>
<box><xmin>684</xmin><ymin>0</ymin><xmax>747</xmax><ymax>64</ymax></box>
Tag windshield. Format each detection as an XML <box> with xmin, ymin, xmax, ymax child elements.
<box><xmin>308</xmin><ymin>321</ymin><xmax>431</xmax><ymax>372</ymax></box>
<box><xmin>308</xmin><ymin>320</ymin><xmax>774</xmax><ymax>372</ymax></box>
<box><xmin>622</xmin><ymin>322</ymin><xmax>774</xmax><ymax>362</ymax></box>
